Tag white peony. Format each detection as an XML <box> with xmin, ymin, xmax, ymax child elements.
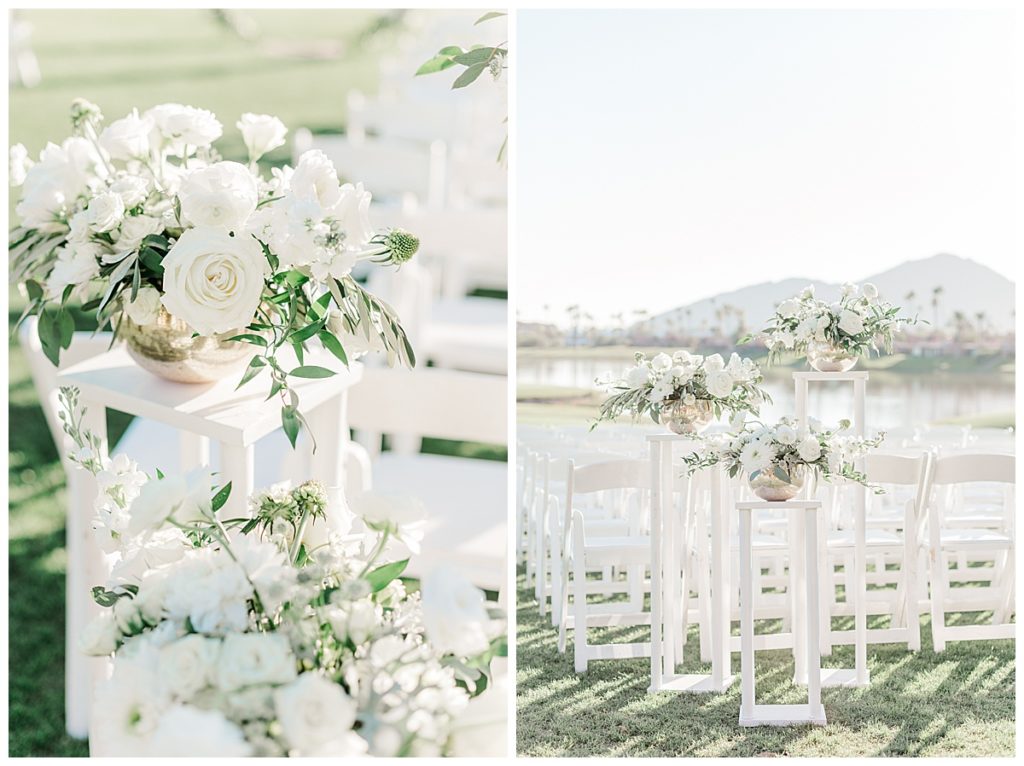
<box><xmin>797</xmin><ymin>435</ymin><xmax>823</xmax><ymax>462</ymax></box>
<box><xmin>149</xmin><ymin>704</ymin><xmax>252</xmax><ymax>757</ymax></box>
<box><xmin>158</xmin><ymin>635</ymin><xmax>220</xmax><ymax>700</ymax></box>
<box><xmin>774</xmin><ymin>424</ymin><xmax>797</xmax><ymax>445</ymax></box>
<box><xmin>705</xmin><ymin>369</ymin><xmax>734</xmax><ymax>398</ymax></box>
<box><xmin>127</xmin><ymin>469</ymin><xmax>211</xmax><ymax>536</ymax></box>
<box><xmin>80</xmin><ymin>611</ymin><xmax>120</xmax><ymax>656</ymax></box>
<box><xmin>47</xmin><ymin>241</ymin><xmax>101</xmax><ymax>299</ymax></box>
<box><xmin>289</xmin><ymin>150</ymin><xmax>344</xmax><ymax>210</ymax></box>
<box><xmin>237</xmin><ymin>113</ymin><xmax>288</xmax><ymax>160</ymax></box>
<box><xmin>9</xmin><ymin>143</ymin><xmax>32</xmax><ymax>186</ymax></box>
<box><xmin>703</xmin><ymin>353</ymin><xmax>725</xmax><ymax>373</ymax></box>
<box><xmin>739</xmin><ymin>441</ymin><xmax>772</xmax><ymax>474</ymax></box>
<box><xmin>99</xmin><ymin>109</ymin><xmax>153</xmax><ymax>161</ymax></box>
<box><xmin>109</xmin><ymin>175</ymin><xmax>150</xmax><ymax>208</ymax></box>
<box><xmin>274</xmin><ymin>674</ymin><xmax>366</xmax><ymax>756</ymax></box>
<box><xmin>86</xmin><ymin>191</ymin><xmax>125</xmax><ymax>233</ymax></box>
<box><xmin>215</xmin><ymin>633</ymin><xmax>297</xmax><ymax>692</ymax></box>
<box><xmin>178</xmin><ymin>161</ymin><xmax>259</xmax><ymax>230</ymax></box>
<box><xmin>650</xmin><ymin>352</ymin><xmax>672</xmax><ymax>372</ymax></box>
<box><xmin>625</xmin><ymin>364</ymin><xmax>651</xmax><ymax>389</ymax></box>
<box><xmin>145</xmin><ymin>103</ymin><xmax>223</xmax><ymax>150</ymax></box>
<box><xmin>160</xmin><ymin>226</ymin><xmax>266</xmax><ymax>335</ymax></box>
<box><xmin>161</xmin><ymin>550</ymin><xmax>252</xmax><ymax>635</ymax></box>
<box><xmin>16</xmin><ymin>137</ymin><xmax>105</xmax><ymax>230</ymax></box>
<box><xmin>777</xmin><ymin>298</ymin><xmax>801</xmax><ymax>318</ymax></box>
<box><xmin>421</xmin><ymin>565</ymin><xmax>492</xmax><ymax>657</ymax></box>
<box><xmin>838</xmin><ymin>309</ymin><xmax>865</xmax><ymax>336</ymax></box>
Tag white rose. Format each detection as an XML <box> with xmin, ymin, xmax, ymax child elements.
<box><xmin>739</xmin><ymin>441</ymin><xmax>772</xmax><ymax>474</ymax></box>
<box><xmin>215</xmin><ymin>633</ymin><xmax>297</xmax><ymax>692</ymax></box>
<box><xmin>237</xmin><ymin>113</ymin><xmax>288</xmax><ymax>161</ymax></box>
<box><xmin>289</xmin><ymin>150</ymin><xmax>343</xmax><ymax>210</ymax></box>
<box><xmin>797</xmin><ymin>435</ymin><xmax>822</xmax><ymax>462</ymax></box>
<box><xmin>110</xmin><ymin>175</ymin><xmax>150</xmax><ymax>208</ymax></box>
<box><xmin>274</xmin><ymin>674</ymin><xmax>365</xmax><ymax>757</ymax></box>
<box><xmin>116</xmin><ymin>214</ymin><xmax>163</xmax><ymax>253</ymax></box>
<box><xmin>421</xmin><ymin>565</ymin><xmax>492</xmax><ymax>657</ymax></box>
<box><xmin>99</xmin><ymin>109</ymin><xmax>153</xmax><ymax>161</ymax></box>
<box><xmin>80</xmin><ymin>612</ymin><xmax>120</xmax><ymax>656</ymax></box>
<box><xmin>650</xmin><ymin>352</ymin><xmax>672</xmax><ymax>372</ymax></box>
<box><xmin>775</xmin><ymin>424</ymin><xmax>797</xmax><ymax>445</ymax></box>
<box><xmin>47</xmin><ymin>241</ymin><xmax>101</xmax><ymax>299</ymax></box>
<box><xmin>86</xmin><ymin>191</ymin><xmax>125</xmax><ymax>233</ymax></box>
<box><xmin>9</xmin><ymin>143</ymin><xmax>32</xmax><ymax>186</ymax></box>
<box><xmin>149</xmin><ymin>705</ymin><xmax>252</xmax><ymax>757</ymax></box>
<box><xmin>178</xmin><ymin>161</ymin><xmax>259</xmax><ymax>230</ymax></box>
<box><xmin>703</xmin><ymin>353</ymin><xmax>725</xmax><ymax>373</ymax></box>
<box><xmin>862</xmin><ymin>282</ymin><xmax>878</xmax><ymax>300</ymax></box>
<box><xmin>161</xmin><ymin>226</ymin><xmax>266</xmax><ymax>335</ymax></box>
<box><xmin>624</xmin><ymin>364</ymin><xmax>652</xmax><ymax>389</ymax></box>
<box><xmin>705</xmin><ymin>369</ymin><xmax>734</xmax><ymax>398</ymax></box>
<box><xmin>158</xmin><ymin>635</ymin><xmax>220</xmax><ymax>700</ymax></box>
<box><xmin>145</xmin><ymin>103</ymin><xmax>223</xmax><ymax>150</ymax></box>
<box><xmin>838</xmin><ymin>309</ymin><xmax>865</xmax><ymax>336</ymax></box>
<box><xmin>777</xmin><ymin>298</ymin><xmax>800</xmax><ymax>318</ymax></box>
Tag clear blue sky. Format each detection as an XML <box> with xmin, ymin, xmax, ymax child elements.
<box><xmin>516</xmin><ymin>9</ymin><xmax>1016</xmax><ymax>324</ymax></box>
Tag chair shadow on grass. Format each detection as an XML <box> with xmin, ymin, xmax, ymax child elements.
<box><xmin>515</xmin><ymin>571</ymin><xmax>1015</xmax><ymax>757</ymax></box>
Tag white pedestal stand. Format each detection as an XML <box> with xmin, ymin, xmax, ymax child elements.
<box><xmin>793</xmin><ymin>370</ymin><xmax>870</xmax><ymax>688</ymax></box>
<box><xmin>648</xmin><ymin>434</ymin><xmax>733</xmax><ymax>694</ymax></box>
<box><xmin>738</xmin><ymin>499</ymin><xmax>826</xmax><ymax>727</ymax></box>
<box><xmin>57</xmin><ymin>346</ymin><xmax>361</xmax><ymax>738</ymax></box>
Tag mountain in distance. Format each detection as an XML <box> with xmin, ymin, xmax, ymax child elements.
<box><xmin>641</xmin><ymin>254</ymin><xmax>1015</xmax><ymax>336</ymax></box>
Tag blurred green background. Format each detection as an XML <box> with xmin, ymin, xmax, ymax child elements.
<box><xmin>7</xmin><ymin>8</ymin><xmax>501</xmax><ymax>756</ymax></box>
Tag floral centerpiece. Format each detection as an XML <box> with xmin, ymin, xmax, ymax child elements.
<box><xmin>682</xmin><ymin>417</ymin><xmax>885</xmax><ymax>501</ymax></box>
<box><xmin>59</xmin><ymin>388</ymin><xmax>505</xmax><ymax>757</ymax></box>
<box><xmin>595</xmin><ymin>350</ymin><xmax>770</xmax><ymax>434</ymax></box>
<box><xmin>10</xmin><ymin>99</ymin><xmax>419</xmax><ymax>446</ymax></box>
<box><xmin>748</xmin><ymin>282</ymin><xmax>918</xmax><ymax>372</ymax></box>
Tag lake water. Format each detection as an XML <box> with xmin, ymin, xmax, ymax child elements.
<box><xmin>518</xmin><ymin>355</ymin><xmax>1014</xmax><ymax>430</ymax></box>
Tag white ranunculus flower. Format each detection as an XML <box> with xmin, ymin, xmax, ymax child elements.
<box><xmin>421</xmin><ymin>565</ymin><xmax>491</xmax><ymax>657</ymax></box>
<box><xmin>274</xmin><ymin>674</ymin><xmax>365</xmax><ymax>756</ymax></box>
<box><xmin>92</xmin><ymin>647</ymin><xmax>169</xmax><ymax>755</ymax></box>
<box><xmin>110</xmin><ymin>175</ymin><xmax>150</xmax><ymax>208</ymax></box>
<box><xmin>116</xmin><ymin>214</ymin><xmax>163</xmax><ymax>253</ymax></box>
<box><xmin>838</xmin><ymin>309</ymin><xmax>865</xmax><ymax>336</ymax></box>
<box><xmin>80</xmin><ymin>611</ymin><xmax>120</xmax><ymax>656</ymax></box>
<box><xmin>161</xmin><ymin>551</ymin><xmax>252</xmax><ymax>635</ymax></box>
<box><xmin>86</xmin><ymin>191</ymin><xmax>125</xmax><ymax>233</ymax></box>
<box><xmin>123</xmin><ymin>285</ymin><xmax>163</xmax><ymax>326</ymax></box>
<box><xmin>215</xmin><ymin>633</ymin><xmax>297</xmax><ymax>692</ymax></box>
<box><xmin>47</xmin><ymin>241</ymin><xmax>101</xmax><ymax>299</ymax></box>
<box><xmin>797</xmin><ymin>435</ymin><xmax>823</xmax><ymax>462</ymax></box>
<box><xmin>145</xmin><ymin>103</ymin><xmax>223</xmax><ymax>150</ymax></box>
<box><xmin>9</xmin><ymin>143</ymin><xmax>32</xmax><ymax>186</ymax></box>
<box><xmin>158</xmin><ymin>635</ymin><xmax>220</xmax><ymax>700</ymax></box>
<box><xmin>161</xmin><ymin>226</ymin><xmax>266</xmax><ymax>335</ymax></box>
<box><xmin>100</xmin><ymin>109</ymin><xmax>153</xmax><ymax>161</ymax></box>
<box><xmin>862</xmin><ymin>282</ymin><xmax>879</xmax><ymax>300</ymax></box>
<box><xmin>705</xmin><ymin>369</ymin><xmax>734</xmax><ymax>398</ymax></box>
<box><xmin>149</xmin><ymin>704</ymin><xmax>252</xmax><ymax>757</ymax></box>
<box><xmin>289</xmin><ymin>149</ymin><xmax>343</xmax><ymax>210</ymax></box>
<box><xmin>650</xmin><ymin>352</ymin><xmax>672</xmax><ymax>372</ymax></box>
<box><xmin>739</xmin><ymin>441</ymin><xmax>772</xmax><ymax>474</ymax></box>
<box><xmin>774</xmin><ymin>424</ymin><xmax>797</xmax><ymax>445</ymax></box>
<box><xmin>703</xmin><ymin>353</ymin><xmax>725</xmax><ymax>373</ymax></box>
<box><xmin>625</xmin><ymin>364</ymin><xmax>652</xmax><ymax>389</ymax></box>
<box><xmin>179</xmin><ymin>161</ymin><xmax>259</xmax><ymax>230</ymax></box>
<box><xmin>777</xmin><ymin>298</ymin><xmax>801</xmax><ymax>318</ymax></box>
<box><xmin>127</xmin><ymin>470</ymin><xmax>211</xmax><ymax>536</ymax></box>
<box><xmin>237</xmin><ymin>113</ymin><xmax>288</xmax><ymax>160</ymax></box>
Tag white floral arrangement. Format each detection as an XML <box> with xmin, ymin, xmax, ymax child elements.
<box><xmin>10</xmin><ymin>99</ymin><xmax>420</xmax><ymax>445</ymax></box>
<box><xmin>595</xmin><ymin>350</ymin><xmax>770</xmax><ymax>426</ymax></box>
<box><xmin>748</xmin><ymin>282</ymin><xmax>918</xmax><ymax>363</ymax></box>
<box><xmin>682</xmin><ymin>416</ymin><xmax>884</xmax><ymax>489</ymax></box>
<box><xmin>59</xmin><ymin>388</ymin><xmax>505</xmax><ymax>757</ymax></box>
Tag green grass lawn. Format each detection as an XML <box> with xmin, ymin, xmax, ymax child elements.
<box><xmin>7</xmin><ymin>9</ymin><xmax>503</xmax><ymax>757</ymax></box>
<box><xmin>516</xmin><ymin>572</ymin><xmax>1015</xmax><ymax>757</ymax></box>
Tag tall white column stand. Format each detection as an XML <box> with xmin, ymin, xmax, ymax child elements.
<box><xmin>739</xmin><ymin>499</ymin><xmax>826</xmax><ymax>727</ymax></box>
<box><xmin>648</xmin><ymin>434</ymin><xmax>733</xmax><ymax>693</ymax></box>
<box><xmin>793</xmin><ymin>370</ymin><xmax>870</xmax><ymax>688</ymax></box>
<box><xmin>57</xmin><ymin>345</ymin><xmax>361</xmax><ymax>738</ymax></box>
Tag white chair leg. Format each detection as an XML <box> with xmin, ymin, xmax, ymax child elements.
<box><xmin>573</xmin><ymin>520</ymin><xmax>589</xmax><ymax>673</ymax></box>
<box><xmin>930</xmin><ymin>548</ymin><xmax>948</xmax><ymax>652</ymax></box>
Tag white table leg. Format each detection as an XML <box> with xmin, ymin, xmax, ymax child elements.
<box><xmin>853</xmin><ymin>377</ymin><xmax>869</xmax><ymax>685</ymax></box>
<box><xmin>650</xmin><ymin>441</ymin><xmax>663</xmax><ymax>691</ymax></box>
<box><xmin>663</xmin><ymin>444</ymin><xmax>677</xmax><ymax>674</ymax></box>
<box><xmin>220</xmin><ymin>443</ymin><xmax>254</xmax><ymax>517</ymax></box>
<box><xmin>805</xmin><ymin>506</ymin><xmax>824</xmax><ymax>722</ymax></box>
<box><xmin>791</xmin><ymin>507</ymin><xmax>808</xmax><ymax>685</ymax></box>
<box><xmin>710</xmin><ymin>467</ymin><xmax>729</xmax><ymax>688</ymax></box>
<box><xmin>739</xmin><ymin>507</ymin><xmax>755</xmax><ymax>722</ymax></box>
<box><xmin>179</xmin><ymin>431</ymin><xmax>210</xmax><ymax>473</ymax></box>
<box><xmin>310</xmin><ymin>390</ymin><xmax>348</xmax><ymax>489</ymax></box>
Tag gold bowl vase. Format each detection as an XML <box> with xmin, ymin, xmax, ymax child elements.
<box><xmin>806</xmin><ymin>342</ymin><xmax>858</xmax><ymax>373</ymax></box>
<box><xmin>122</xmin><ymin>308</ymin><xmax>254</xmax><ymax>384</ymax></box>
<box><xmin>749</xmin><ymin>463</ymin><xmax>807</xmax><ymax>502</ymax></box>
<box><xmin>659</xmin><ymin>398</ymin><xmax>714</xmax><ymax>435</ymax></box>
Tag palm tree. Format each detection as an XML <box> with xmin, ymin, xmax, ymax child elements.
<box><xmin>975</xmin><ymin>311</ymin><xmax>987</xmax><ymax>339</ymax></box>
<box><xmin>931</xmin><ymin>286</ymin><xmax>944</xmax><ymax>335</ymax></box>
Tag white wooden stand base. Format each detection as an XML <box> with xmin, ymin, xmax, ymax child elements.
<box><xmin>739</xmin><ymin>500</ymin><xmax>826</xmax><ymax>727</ymax></box>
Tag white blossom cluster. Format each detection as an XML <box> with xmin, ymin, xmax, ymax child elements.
<box><xmin>596</xmin><ymin>350</ymin><xmax>769</xmax><ymax>426</ymax></box>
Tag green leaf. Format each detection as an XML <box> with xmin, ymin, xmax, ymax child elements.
<box><xmin>364</xmin><ymin>559</ymin><xmax>408</xmax><ymax>592</ymax></box>
<box><xmin>319</xmin><ymin>331</ymin><xmax>349</xmax><ymax>366</ymax></box>
<box><xmin>287</xmin><ymin>320</ymin><xmax>325</xmax><ymax>345</ymax></box>
<box><xmin>211</xmin><ymin>482</ymin><xmax>232</xmax><ymax>512</ymax></box>
<box><xmin>24</xmin><ymin>279</ymin><xmax>43</xmax><ymax>302</ymax></box>
<box><xmin>58</xmin><ymin>310</ymin><xmax>75</xmax><ymax>350</ymax></box>
<box><xmin>416</xmin><ymin>54</ymin><xmax>458</xmax><ymax>76</ymax></box>
<box><xmin>281</xmin><ymin>404</ymin><xmax>301</xmax><ymax>448</ymax></box>
<box><xmin>475</xmin><ymin>11</ymin><xmax>506</xmax><ymax>24</ymax></box>
<box><xmin>773</xmin><ymin>466</ymin><xmax>791</xmax><ymax>484</ymax></box>
<box><xmin>236</xmin><ymin>356</ymin><xmax>267</xmax><ymax>389</ymax></box>
<box><xmin>452</xmin><ymin>62</ymin><xmax>488</xmax><ymax>89</ymax></box>
<box><xmin>226</xmin><ymin>333</ymin><xmax>268</xmax><ymax>347</ymax></box>
<box><xmin>453</xmin><ymin>47</ymin><xmax>499</xmax><ymax>66</ymax></box>
<box><xmin>289</xmin><ymin>365</ymin><xmax>336</xmax><ymax>379</ymax></box>
<box><xmin>37</xmin><ymin>311</ymin><xmax>61</xmax><ymax>366</ymax></box>
<box><xmin>139</xmin><ymin>247</ymin><xmax>165</xmax><ymax>276</ymax></box>
<box><xmin>91</xmin><ymin>586</ymin><xmax>127</xmax><ymax>607</ymax></box>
